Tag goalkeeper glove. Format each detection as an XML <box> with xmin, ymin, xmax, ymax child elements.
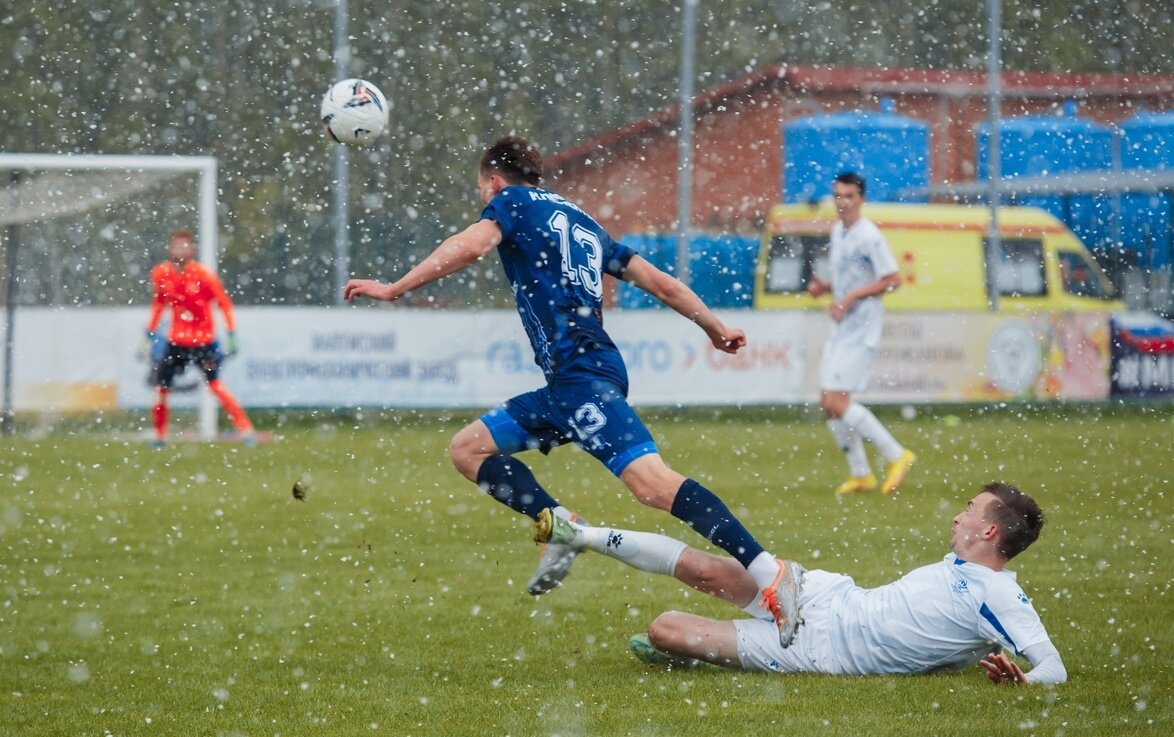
<box><xmin>138</xmin><ymin>331</ymin><xmax>155</xmax><ymax>361</ymax></box>
<box><xmin>224</xmin><ymin>332</ymin><xmax>238</xmax><ymax>357</ymax></box>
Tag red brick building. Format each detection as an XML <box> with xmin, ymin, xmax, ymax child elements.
<box><xmin>546</xmin><ymin>65</ymin><xmax>1174</xmax><ymax>237</ymax></box>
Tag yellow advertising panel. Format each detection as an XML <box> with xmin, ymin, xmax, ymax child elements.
<box><xmin>863</xmin><ymin>312</ymin><xmax>1111</xmax><ymax>402</ymax></box>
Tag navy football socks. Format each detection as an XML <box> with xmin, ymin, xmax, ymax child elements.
<box><xmin>476</xmin><ymin>454</ymin><xmax>559</xmax><ymax>520</ymax></box>
<box><xmin>670</xmin><ymin>479</ymin><xmax>765</xmax><ymax>569</ymax></box>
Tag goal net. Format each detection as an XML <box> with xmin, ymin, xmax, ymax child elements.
<box><xmin>0</xmin><ymin>154</ymin><xmax>221</xmax><ymax>438</ymax></box>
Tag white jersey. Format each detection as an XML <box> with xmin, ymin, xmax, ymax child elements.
<box><xmin>736</xmin><ymin>553</ymin><xmax>1055</xmax><ymax>676</ymax></box>
<box><xmin>827</xmin><ymin>217</ymin><xmax>898</xmax><ymax>350</ymax></box>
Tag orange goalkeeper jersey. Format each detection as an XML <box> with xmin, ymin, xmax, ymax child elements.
<box><xmin>147</xmin><ymin>260</ymin><xmax>236</xmax><ymax>347</ymax></box>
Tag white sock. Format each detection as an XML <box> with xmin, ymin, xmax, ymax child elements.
<box><xmin>842</xmin><ymin>402</ymin><xmax>903</xmax><ymax>461</ymax></box>
<box><xmin>826</xmin><ymin>418</ymin><xmax>850</xmax><ymax>452</ymax></box>
<box><xmin>741</xmin><ymin>597</ymin><xmax>775</xmax><ymax>622</ymax></box>
<box><xmin>846</xmin><ymin>434</ymin><xmax>871</xmax><ymax>477</ymax></box>
<box><xmin>747</xmin><ymin>551</ymin><xmax>781</xmax><ymax>592</ymax></box>
<box><xmin>578</xmin><ymin>526</ymin><xmax>687</xmax><ymax>578</ymax></box>
<box><xmin>827</xmin><ymin>419</ymin><xmax>872</xmax><ymax>477</ymax></box>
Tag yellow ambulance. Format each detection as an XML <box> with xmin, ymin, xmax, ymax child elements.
<box><xmin>755</xmin><ymin>202</ymin><xmax>1124</xmax><ymax>313</ymax></box>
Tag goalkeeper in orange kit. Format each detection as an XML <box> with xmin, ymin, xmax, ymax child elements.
<box><xmin>144</xmin><ymin>229</ymin><xmax>254</xmax><ymax>447</ymax></box>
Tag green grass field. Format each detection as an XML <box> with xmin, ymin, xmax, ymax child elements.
<box><xmin>1</xmin><ymin>404</ymin><xmax>1170</xmax><ymax>736</ymax></box>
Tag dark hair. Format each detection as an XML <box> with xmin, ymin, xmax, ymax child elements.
<box><xmin>480</xmin><ymin>135</ymin><xmax>542</xmax><ymax>185</ymax></box>
<box><xmin>170</xmin><ymin>228</ymin><xmax>195</xmax><ymax>243</ymax></box>
<box><xmin>982</xmin><ymin>482</ymin><xmax>1044</xmax><ymax>560</ymax></box>
<box><xmin>834</xmin><ymin>171</ymin><xmax>866</xmax><ymax>197</ymax></box>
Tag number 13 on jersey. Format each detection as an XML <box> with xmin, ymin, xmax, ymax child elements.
<box><xmin>549</xmin><ymin>210</ymin><xmax>603</xmax><ymax>299</ymax></box>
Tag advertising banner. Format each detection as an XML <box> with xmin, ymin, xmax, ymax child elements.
<box><xmin>867</xmin><ymin>312</ymin><xmax>1111</xmax><ymax>402</ymax></box>
<box><xmin>1110</xmin><ymin>313</ymin><xmax>1174</xmax><ymax>398</ymax></box>
<box><xmin>0</xmin><ymin>307</ymin><xmax>1118</xmax><ymax>411</ymax></box>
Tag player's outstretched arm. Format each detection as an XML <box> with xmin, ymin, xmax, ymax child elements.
<box><xmin>979</xmin><ymin>651</ymin><xmax>1028</xmax><ymax>684</ymax></box>
<box><xmin>343</xmin><ymin>219</ymin><xmax>502</xmax><ymax>303</ymax></box>
<box><xmin>622</xmin><ymin>255</ymin><xmax>746</xmax><ymax>354</ymax></box>
<box><xmin>979</xmin><ymin>643</ymin><xmax>1067</xmax><ymax>685</ymax></box>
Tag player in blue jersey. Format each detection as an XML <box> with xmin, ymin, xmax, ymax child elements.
<box><xmin>343</xmin><ymin>135</ymin><xmax>801</xmax><ymax>646</ymax></box>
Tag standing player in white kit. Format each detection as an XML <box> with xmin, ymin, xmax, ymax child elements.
<box><xmin>807</xmin><ymin>171</ymin><xmax>916</xmax><ymax>495</ymax></box>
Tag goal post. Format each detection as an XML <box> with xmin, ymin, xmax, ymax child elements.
<box><xmin>0</xmin><ymin>153</ymin><xmax>220</xmax><ymax>439</ymax></box>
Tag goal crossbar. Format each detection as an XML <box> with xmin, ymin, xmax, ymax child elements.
<box><xmin>0</xmin><ymin>154</ymin><xmax>219</xmax><ymax>271</ymax></box>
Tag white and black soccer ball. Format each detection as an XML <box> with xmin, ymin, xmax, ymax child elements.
<box><xmin>320</xmin><ymin>78</ymin><xmax>389</xmax><ymax>146</ymax></box>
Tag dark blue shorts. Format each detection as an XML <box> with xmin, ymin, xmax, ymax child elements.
<box><xmin>481</xmin><ymin>363</ymin><xmax>658</xmax><ymax>477</ymax></box>
<box><xmin>154</xmin><ymin>343</ymin><xmax>221</xmax><ymax>388</ymax></box>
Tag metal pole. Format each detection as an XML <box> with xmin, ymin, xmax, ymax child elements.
<box><xmin>984</xmin><ymin>0</ymin><xmax>1002</xmax><ymax>311</ymax></box>
<box><xmin>332</xmin><ymin>0</ymin><xmax>351</xmax><ymax>305</ymax></box>
<box><xmin>1110</xmin><ymin>124</ymin><xmax>1123</xmax><ymax>261</ymax></box>
<box><xmin>198</xmin><ymin>159</ymin><xmax>218</xmax><ymax>440</ymax></box>
<box><xmin>676</xmin><ymin>0</ymin><xmax>697</xmax><ymax>286</ymax></box>
<box><xmin>1</xmin><ymin>172</ymin><xmax>18</xmax><ymax>436</ymax></box>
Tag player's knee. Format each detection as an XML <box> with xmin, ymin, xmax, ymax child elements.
<box><xmin>449</xmin><ymin>424</ymin><xmax>493</xmax><ymax>481</ymax></box>
<box><xmin>629</xmin><ymin>485</ymin><xmax>673</xmax><ymax>510</ymax></box>
<box><xmin>620</xmin><ymin>458</ymin><xmax>684</xmax><ymax>510</ymax></box>
<box><xmin>649</xmin><ymin>612</ymin><xmax>703</xmax><ymax>656</ymax></box>
<box><xmin>623</xmin><ymin>476</ymin><xmax>676</xmax><ymax>510</ymax></box>
<box><xmin>448</xmin><ymin>438</ymin><xmax>478</xmax><ymax>481</ymax></box>
<box><xmin>647</xmin><ymin>613</ymin><xmax>683</xmax><ymax>651</ymax></box>
<box><xmin>821</xmin><ymin>393</ymin><xmax>848</xmax><ymax>417</ymax></box>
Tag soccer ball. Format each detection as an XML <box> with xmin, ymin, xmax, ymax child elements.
<box><xmin>320</xmin><ymin>78</ymin><xmax>389</xmax><ymax>146</ymax></box>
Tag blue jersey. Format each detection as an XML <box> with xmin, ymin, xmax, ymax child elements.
<box><xmin>480</xmin><ymin>185</ymin><xmax>636</xmax><ymax>380</ymax></box>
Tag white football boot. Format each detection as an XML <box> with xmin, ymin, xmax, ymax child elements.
<box><xmin>528</xmin><ymin>508</ymin><xmax>585</xmax><ymax>596</ymax></box>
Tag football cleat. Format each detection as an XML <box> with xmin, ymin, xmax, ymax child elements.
<box><xmin>759</xmin><ymin>558</ymin><xmax>804</xmax><ymax>648</ymax></box>
<box><xmin>532</xmin><ymin>507</ymin><xmax>580</xmax><ymax>546</ymax></box>
<box><xmin>628</xmin><ymin>633</ymin><xmax>707</xmax><ymax>669</ymax></box>
<box><xmin>835</xmin><ymin>474</ymin><xmax>878</xmax><ymax>495</ymax></box>
<box><xmin>881</xmin><ymin>450</ymin><xmax>917</xmax><ymax>494</ymax></box>
<box><xmin>527</xmin><ymin>508</ymin><xmax>585</xmax><ymax>596</ymax></box>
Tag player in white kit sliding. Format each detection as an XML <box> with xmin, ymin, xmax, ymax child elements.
<box><xmin>533</xmin><ymin>481</ymin><xmax>1066</xmax><ymax>684</ymax></box>
<box><xmin>807</xmin><ymin>171</ymin><xmax>915</xmax><ymax>495</ymax></box>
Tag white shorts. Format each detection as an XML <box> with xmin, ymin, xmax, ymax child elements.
<box><xmin>819</xmin><ymin>334</ymin><xmax>875</xmax><ymax>393</ymax></box>
<box><xmin>733</xmin><ymin>569</ymin><xmax>856</xmax><ymax>674</ymax></box>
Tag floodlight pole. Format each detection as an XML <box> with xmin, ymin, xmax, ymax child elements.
<box><xmin>676</xmin><ymin>0</ymin><xmax>697</xmax><ymax>286</ymax></box>
<box><xmin>332</xmin><ymin>0</ymin><xmax>351</xmax><ymax>305</ymax></box>
<box><xmin>984</xmin><ymin>0</ymin><xmax>1003</xmax><ymax>311</ymax></box>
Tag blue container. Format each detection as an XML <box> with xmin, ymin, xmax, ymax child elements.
<box><xmin>783</xmin><ymin>99</ymin><xmax>930</xmax><ymax>203</ymax></box>
<box><xmin>976</xmin><ymin>102</ymin><xmax>1115</xmax><ymax>250</ymax></box>
<box><xmin>688</xmin><ymin>234</ymin><xmax>759</xmax><ymax>308</ymax></box>
<box><xmin>616</xmin><ymin>233</ymin><xmax>758</xmax><ymax>309</ymax></box>
<box><xmin>616</xmin><ymin>233</ymin><xmax>674</xmax><ymax>309</ymax></box>
<box><xmin>1118</xmin><ymin>110</ymin><xmax>1174</xmax><ymax>268</ymax></box>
